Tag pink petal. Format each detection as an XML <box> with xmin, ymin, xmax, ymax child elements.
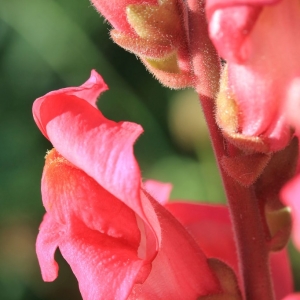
<box><xmin>206</xmin><ymin>0</ymin><xmax>280</xmax><ymax>17</ymax></box>
<box><xmin>281</xmin><ymin>173</ymin><xmax>300</xmax><ymax>249</ymax></box>
<box><xmin>33</xmin><ymin>72</ymin><xmax>145</xmax><ymax>222</ymax></box>
<box><xmin>73</xmin><ymin>70</ymin><xmax>108</xmax><ymax>107</ymax></box>
<box><xmin>36</xmin><ymin>213</ymin><xmax>61</xmax><ymax>282</ymax></box>
<box><xmin>208</xmin><ymin>5</ymin><xmax>261</xmax><ymax>62</ymax></box>
<box><xmin>206</xmin><ymin>0</ymin><xmax>279</xmax><ymax>58</ymax></box>
<box><xmin>283</xmin><ymin>294</ymin><xmax>300</xmax><ymax>300</ymax></box>
<box><xmin>165</xmin><ymin>202</ymin><xmax>238</xmax><ymax>274</ymax></box>
<box><xmin>143</xmin><ymin>180</ymin><xmax>172</xmax><ymax>205</ymax></box>
<box><xmin>129</xmin><ymin>193</ymin><xmax>221</xmax><ymax>299</ymax></box>
<box><xmin>59</xmin><ymin>218</ymin><xmax>146</xmax><ymax>300</ymax></box>
<box><xmin>165</xmin><ymin>201</ymin><xmax>294</xmax><ymax>299</ymax></box>
<box><xmin>285</xmin><ymin>78</ymin><xmax>300</xmax><ymax>135</ymax></box>
<box><xmin>33</xmin><ymin>70</ymin><xmax>108</xmax><ymax>139</ymax></box>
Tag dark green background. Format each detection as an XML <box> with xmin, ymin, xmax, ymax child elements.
<box><xmin>0</xmin><ymin>0</ymin><xmax>298</xmax><ymax>299</ymax></box>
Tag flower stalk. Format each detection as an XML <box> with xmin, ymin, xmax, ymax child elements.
<box><xmin>186</xmin><ymin>0</ymin><xmax>274</xmax><ymax>299</ymax></box>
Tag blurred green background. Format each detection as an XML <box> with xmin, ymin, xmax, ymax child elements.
<box><xmin>0</xmin><ymin>0</ymin><xmax>298</xmax><ymax>299</ymax></box>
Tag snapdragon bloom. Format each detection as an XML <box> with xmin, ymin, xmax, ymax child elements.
<box><xmin>33</xmin><ymin>70</ymin><xmax>300</xmax><ymax>300</ymax></box>
<box><xmin>32</xmin><ymin>70</ymin><xmax>233</xmax><ymax>300</ymax></box>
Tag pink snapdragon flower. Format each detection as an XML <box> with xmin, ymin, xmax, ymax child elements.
<box><xmin>283</xmin><ymin>295</ymin><xmax>300</xmax><ymax>300</ymax></box>
<box><xmin>32</xmin><ymin>70</ymin><xmax>231</xmax><ymax>300</ymax></box>
<box><xmin>33</xmin><ymin>70</ymin><xmax>300</xmax><ymax>300</ymax></box>
<box><xmin>206</xmin><ymin>0</ymin><xmax>300</xmax><ymax>151</ymax></box>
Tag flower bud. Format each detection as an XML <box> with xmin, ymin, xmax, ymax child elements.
<box><xmin>216</xmin><ymin>66</ymin><xmax>292</xmax><ymax>153</ymax></box>
<box><xmin>92</xmin><ymin>0</ymin><xmax>193</xmax><ymax>88</ymax></box>
<box><xmin>126</xmin><ymin>2</ymin><xmax>180</xmax><ymax>42</ymax></box>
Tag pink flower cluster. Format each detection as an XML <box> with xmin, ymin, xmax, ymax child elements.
<box><xmin>33</xmin><ymin>0</ymin><xmax>300</xmax><ymax>299</ymax></box>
